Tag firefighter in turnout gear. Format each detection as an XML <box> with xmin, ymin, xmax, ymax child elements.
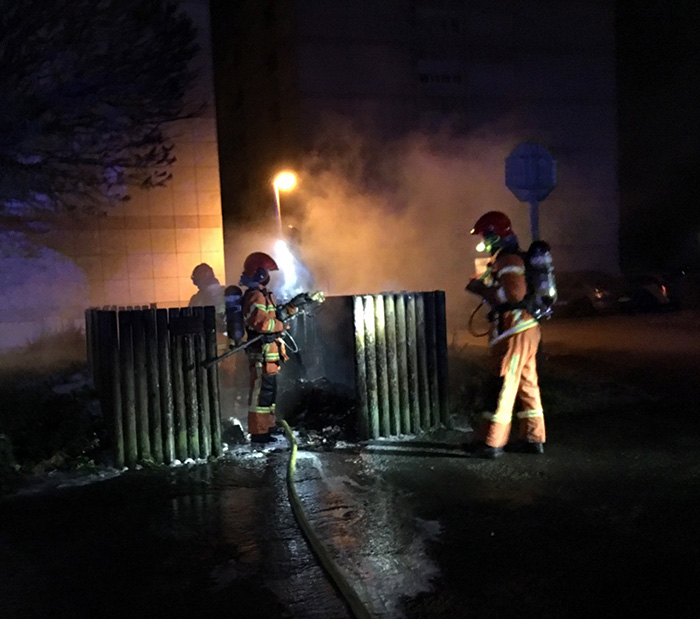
<box><xmin>465</xmin><ymin>211</ymin><xmax>546</xmax><ymax>459</ymax></box>
<box><xmin>239</xmin><ymin>252</ymin><xmax>296</xmax><ymax>444</ymax></box>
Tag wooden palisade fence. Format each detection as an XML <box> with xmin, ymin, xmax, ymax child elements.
<box><xmin>85</xmin><ymin>305</ymin><xmax>222</xmax><ymax>469</ymax></box>
<box><xmin>352</xmin><ymin>291</ymin><xmax>449</xmax><ymax>440</ymax></box>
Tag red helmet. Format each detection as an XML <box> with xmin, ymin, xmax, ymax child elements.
<box><xmin>471</xmin><ymin>211</ymin><xmax>513</xmax><ymax>238</ymax></box>
<box><xmin>242</xmin><ymin>252</ymin><xmax>279</xmax><ymax>284</ymax></box>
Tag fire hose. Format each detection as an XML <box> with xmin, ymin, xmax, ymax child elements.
<box><xmin>468</xmin><ymin>299</ymin><xmax>490</xmax><ymax>338</ymax></box>
<box><xmin>280</xmin><ymin>420</ymin><xmax>373</xmax><ymax>619</ymax></box>
<box><xmin>202</xmin><ymin>291</ymin><xmax>325</xmax><ymax>369</ymax></box>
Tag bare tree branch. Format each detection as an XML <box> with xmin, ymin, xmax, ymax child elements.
<box><xmin>0</xmin><ymin>0</ymin><xmax>201</xmax><ymax>220</ymax></box>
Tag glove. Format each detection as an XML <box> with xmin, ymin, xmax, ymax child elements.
<box><xmin>289</xmin><ymin>292</ymin><xmax>312</xmax><ymax>308</ymax></box>
<box><xmin>466</xmin><ymin>278</ymin><xmax>487</xmax><ymax>295</ymax></box>
<box><xmin>275</xmin><ymin>304</ymin><xmax>293</xmax><ymax>321</ymax></box>
<box><xmin>276</xmin><ymin>292</ymin><xmax>313</xmax><ymax>320</ymax></box>
<box><xmin>276</xmin><ymin>291</ymin><xmax>325</xmax><ymax>321</ymax></box>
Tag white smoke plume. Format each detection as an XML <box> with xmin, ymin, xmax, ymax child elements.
<box><xmin>224</xmin><ymin>123</ymin><xmax>567</xmax><ymax>331</ymax></box>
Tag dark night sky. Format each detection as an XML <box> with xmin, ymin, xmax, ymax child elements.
<box><xmin>616</xmin><ymin>1</ymin><xmax>700</xmax><ymax>270</ymax></box>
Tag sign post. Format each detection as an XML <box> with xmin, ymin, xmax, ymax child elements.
<box><xmin>505</xmin><ymin>142</ymin><xmax>557</xmax><ymax>242</ymax></box>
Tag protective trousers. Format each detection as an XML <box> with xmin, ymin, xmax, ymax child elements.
<box><xmin>247</xmin><ymin>359</ymin><xmax>278</xmax><ymax>436</ymax></box>
<box><xmin>480</xmin><ymin>326</ymin><xmax>545</xmax><ymax>448</ymax></box>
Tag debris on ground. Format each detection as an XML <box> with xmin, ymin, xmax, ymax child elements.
<box><xmin>222</xmin><ymin>417</ymin><xmax>248</xmax><ymax>445</ymax></box>
<box><xmin>281</xmin><ymin>377</ymin><xmax>358</xmax><ymax>449</ymax></box>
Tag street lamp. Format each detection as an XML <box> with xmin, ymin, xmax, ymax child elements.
<box><xmin>272</xmin><ymin>170</ymin><xmax>297</xmax><ymax>236</ymax></box>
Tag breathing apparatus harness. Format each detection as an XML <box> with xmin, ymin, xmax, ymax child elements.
<box><xmin>466</xmin><ymin>241</ymin><xmax>557</xmax><ymax>338</ymax></box>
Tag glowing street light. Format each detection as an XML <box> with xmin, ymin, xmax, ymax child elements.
<box><xmin>273</xmin><ymin>170</ymin><xmax>297</xmax><ymax>191</ymax></box>
<box><xmin>272</xmin><ymin>170</ymin><xmax>297</xmax><ymax>235</ymax></box>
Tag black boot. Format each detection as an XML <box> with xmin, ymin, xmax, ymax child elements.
<box><xmin>250</xmin><ymin>433</ymin><xmax>277</xmax><ymax>444</ymax></box>
<box><xmin>463</xmin><ymin>441</ymin><xmax>504</xmax><ymax>459</ymax></box>
<box><xmin>507</xmin><ymin>440</ymin><xmax>545</xmax><ymax>455</ymax></box>
<box><xmin>268</xmin><ymin>423</ymin><xmax>285</xmax><ymax>436</ymax></box>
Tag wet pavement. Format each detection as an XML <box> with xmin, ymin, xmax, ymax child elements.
<box><xmin>0</xmin><ymin>452</ymin><xmax>351</xmax><ymax>619</ymax></box>
<box><xmin>4</xmin><ymin>407</ymin><xmax>700</xmax><ymax>619</ymax></box>
<box><xmin>3</xmin><ymin>313</ymin><xmax>700</xmax><ymax>618</ymax></box>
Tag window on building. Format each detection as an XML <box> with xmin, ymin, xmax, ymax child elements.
<box><xmin>417</xmin><ymin>61</ymin><xmax>465</xmax><ymax>93</ymax></box>
<box><xmin>418</xmin><ymin>73</ymin><xmax>458</xmax><ymax>85</ymax></box>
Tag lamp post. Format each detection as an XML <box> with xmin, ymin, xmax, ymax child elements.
<box><xmin>272</xmin><ymin>170</ymin><xmax>297</xmax><ymax>236</ymax></box>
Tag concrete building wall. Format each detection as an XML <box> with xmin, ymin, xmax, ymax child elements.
<box><xmin>0</xmin><ymin>0</ymin><xmax>224</xmax><ymax>351</ymax></box>
<box><xmin>213</xmin><ymin>0</ymin><xmax>619</xmax><ymax>296</ymax></box>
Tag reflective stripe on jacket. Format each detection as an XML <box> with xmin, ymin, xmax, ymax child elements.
<box><xmin>487</xmin><ymin>249</ymin><xmax>538</xmax><ymax>346</ymax></box>
<box><xmin>242</xmin><ymin>286</ymin><xmax>284</xmax><ymax>363</ymax></box>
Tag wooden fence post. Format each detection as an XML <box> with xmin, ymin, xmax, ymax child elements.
<box><xmin>192</xmin><ymin>307</ymin><xmax>211</xmax><ymax>459</ymax></box>
<box><xmin>169</xmin><ymin>308</ymin><xmax>188</xmax><ymax>461</ymax></box>
<box><xmin>423</xmin><ymin>292</ymin><xmax>439</xmax><ymax>429</ymax></box>
<box><xmin>384</xmin><ymin>295</ymin><xmax>401</xmax><ymax>436</ymax></box>
<box><xmin>404</xmin><ymin>294</ymin><xmax>420</xmax><ymax>433</ymax></box>
<box><xmin>97</xmin><ymin>310</ymin><xmax>123</xmax><ymax>468</ymax></box>
<box><xmin>374</xmin><ymin>294</ymin><xmax>391</xmax><ymax>437</ymax></box>
<box><xmin>203</xmin><ymin>306</ymin><xmax>222</xmax><ymax>457</ymax></box>
<box><xmin>132</xmin><ymin>310</ymin><xmax>151</xmax><ymax>461</ymax></box>
<box><xmin>394</xmin><ymin>294</ymin><xmax>410</xmax><ymax>434</ymax></box>
<box><xmin>118</xmin><ymin>310</ymin><xmax>138</xmax><ymax>468</ymax></box>
<box><xmin>181</xmin><ymin>308</ymin><xmax>200</xmax><ymax>458</ymax></box>
<box><xmin>157</xmin><ymin>309</ymin><xmax>175</xmax><ymax>464</ymax></box>
<box><xmin>362</xmin><ymin>295</ymin><xmax>379</xmax><ymax>439</ymax></box>
<box><xmin>415</xmin><ymin>294</ymin><xmax>431</xmax><ymax>429</ymax></box>
<box><xmin>353</xmin><ymin>296</ymin><xmax>369</xmax><ymax>440</ymax></box>
<box><xmin>144</xmin><ymin>308</ymin><xmax>163</xmax><ymax>464</ymax></box>
<box><xmin>434</xmin><ymin>291</ymin><xmax>450</xmax><ymax>427</ymax></box>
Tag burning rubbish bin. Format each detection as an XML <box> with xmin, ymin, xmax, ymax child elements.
<box><xmin>87</xmin><ymin>291</ymin><xmax>450</xmax><ymax>467</ymax></box>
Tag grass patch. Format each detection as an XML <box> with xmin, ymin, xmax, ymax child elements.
<box><xmin>0</xmin><ymin>369</ymin><xmax>103</xmax><ymax>470</ymax></box>
<box><xmin>0</xmin><ymin>329</ymin><xmax>105</xmax><ymax>494</ymax></box>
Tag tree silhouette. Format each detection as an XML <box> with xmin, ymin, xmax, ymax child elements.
<box><xmin>0</xmin><ymin>0</ymin><xmax>199</xmax><ymax>225</ymax></box>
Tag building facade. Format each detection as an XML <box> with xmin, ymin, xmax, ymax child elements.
<box><xmin>212</xmin><ymin>0</ymin><xmax>619</xmax><ymax>290</ymax></box>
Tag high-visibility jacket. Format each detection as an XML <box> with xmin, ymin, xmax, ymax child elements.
<box><xmin>242</xmin><ymin>285</ymin><xmax>285</xmax><ymax>373</ymax></box>
<box><xmin>485</xmin><ymin>248</ymin><xmax>539</xmax><ymax>346</ymax></box>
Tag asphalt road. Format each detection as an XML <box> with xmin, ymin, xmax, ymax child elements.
<box><xmin>398</xmin><ymin>310</ymin><xmax>700</xmax><ymax>617</ymax></box>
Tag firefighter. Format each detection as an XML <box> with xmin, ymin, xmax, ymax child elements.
<box><xmin>189</xmin><ymin>263</ymin><xmax>225</xmax><ymax>328</ymax></box>
<box><xmin>239</xmin><ymin>251</ymin><xmax>296</xmax><ymax>444</ymax></box>
<box><xmin>189</xmin><ymin>263</ymin><xmax>228</xmax><ymax>354</ymax></box>
<box><xmin>464</xmin><ymin>211</ymin><xmax>546</xmax><ymax>458</ymax></box>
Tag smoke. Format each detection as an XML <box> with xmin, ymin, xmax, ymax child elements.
<box><xmin>224</xmin><ymin>122</ymin><xmax>587</xmax><ymax>331</ymax></box>
<box><xmin>292</xmin><ymin>125</ymin><xmax>525</xmax><ymax>330</ymax></box>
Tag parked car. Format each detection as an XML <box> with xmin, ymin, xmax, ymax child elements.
<box><xmin>551</xmin><ymin>270</ymin><xmax>676</xmax><ymax>318</ymax></box>
<box><xmin>618</xmin><ymin>273</ymin><xmax>675</xmax><ymax>314</ymax></box>
<box><xmin>552</xmin><ymin>270</ymin><xmax>622</xmax><ymax>317</ymax></box>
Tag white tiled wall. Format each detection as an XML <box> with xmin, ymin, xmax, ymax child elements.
<box><xmin>0</xmin><ymin>0</ymin><xmax>225</xmax><ymax>351</ymax></box>
<box><xmin>63</xmin><ymin>126</ymin><xmax>225</xmax><ymax>310</ymax></box>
